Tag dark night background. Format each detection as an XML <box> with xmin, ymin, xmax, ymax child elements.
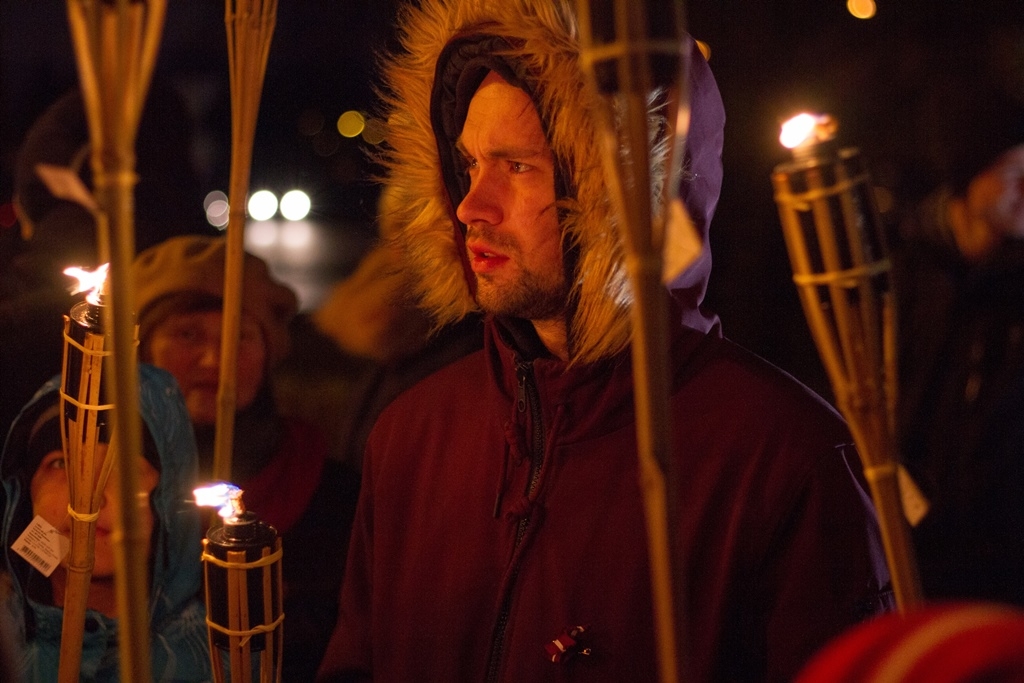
<box><xmin>2</xmin><ymin>0</ymin><xmax>1022</xmax><ymax>400</ymax></box>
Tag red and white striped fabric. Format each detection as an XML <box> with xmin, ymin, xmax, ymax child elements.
<box><xmin>796</xmin><ymin>602</ymin><xmax>1024</xmax><ymax>682</ymax></box>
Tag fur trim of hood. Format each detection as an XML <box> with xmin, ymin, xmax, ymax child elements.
<box><xmin>379</xmin><ymin>0</ymin><xmax>723</xmax><ymax>363</ymax></box>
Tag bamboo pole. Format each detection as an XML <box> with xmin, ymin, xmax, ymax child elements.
<box><xmin>63</xmin><ymin>1</ymin><xmax>167</xmax><ymax>680</ymax></box>
<box><xmin>58</xmin><ymin>309</ymin><xmax>115</xmax><ymax>683</ymax></box>
<box><xmin>575</xmin><ymin>1</ymin><xmax>689</xmax><ymax>682</ymax></box>
<box><xmin>772</xmin><ymin>144</ymin><xmax>923</xmax><ymax>611</ymax></box>
<box><xmin>213</xmin><ymin>0</ymin><xmax>278</xmax><ymax>483</ymax></box>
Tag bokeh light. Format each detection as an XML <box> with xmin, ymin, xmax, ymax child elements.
<box><xmin>361</xmin><ymin>117</ymin><xmax>387</xmax><ymax>145</ymax></box>
<box><xmin>246</xmin><ymin>220</ymin><xmax>277</xmax><ymax>248</ymax></box>
<box><xmin>280</xmin><ymin>189</ymin><xmax>311</xmax><ymax>221</ymax></box>
<box><xmin>313</xmin><ymin>129</ymin><xmax>341</xmax><ymax>157</ymax></box>
<box><xmin>204</xmin><ymin>190</ymin><xmax>228</xmax><ymax>211</ymax></box>
<box><xmin>281</xmin><ymin>220</ymin><xmax>313</xmax><ymax>249</ymax></box>
<box><xmin>248</xmin><ymin>190</ymin><xmax>278</xmax><ymax>221</ymax></box>
<box><xmin>298</xmin><ymin>108</ymin><xmax>325</xmax><ymax>137</ymax></box>
<box><xmin>204</xmin><ymin>190</ymin><xmax>230</xmax><ymax>229</ymax></box>
<box><xmin>847</xmin><ymin>0</ymin><xmax>876</xmax><ymax>19</ymax></box>
<box><xmin>337</xmin><ymin>110</ymin><xmax>366</xmax><ymax>138</ymax></box>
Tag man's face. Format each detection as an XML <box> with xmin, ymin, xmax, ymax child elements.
<box><xmin>145</xmin><ymin>310</ymin><xmax>267</xmax><ymax>425</ymax></box>
<box><xmin>31</xmin><ymin>446</ymin><xmax>159</xmax><ymax>578</ymax></box>
<box><xmin>456</xmin><ymin>71</ymin><xmax>567</xmax><ymax>322</ymax></box>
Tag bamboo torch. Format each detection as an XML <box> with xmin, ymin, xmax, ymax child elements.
<box><xmin>194</xmin><ymin>483</ymin><xmax>284</xmax><ymax>683</ymax></box>
<box><xmin>575</xmin><ymin>1</ymin><xmax>691</xmax><ymax>681</ymax></box>
<box><xmin>63</xmin><ymin>1</ymin><xmax>167</xmax><ymax>681</ymax></box>
<box><xmin>771</xmin><ymin>113</ymin><xmax>923</xmax><ymax>611</ymax></box>
<box><xmin>213</xmin><ymin>0</ymin><xmax>278</xmax><ymax>483</ymax></box>
<box><xmin>57</xmin><ymin>264</ymin><xmax>118</xmax><ymax>683</ymax></box>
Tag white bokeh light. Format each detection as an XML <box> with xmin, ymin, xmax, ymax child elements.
<box><xmin>206</xmin><ymin>200</ymin><xmax>230</xmax><ymax>229</ymax></box>
<box><xmin>280</xmin><ymin>190</ymin><xmax>311</xmax><ymax>221</ymax></box>
<box><xmin>204</xmin><ymin>190</ymin><xmax>228</xmax><ymax>211</ymax></box>
<box><xmin>246</xmin><ymin>220</ymin><xmax>278</xmax><ymax>247</ymax></box>
<box><xmin>281</xmin><ymin>221</ymin><xmax>313</xmax><ymax>249</ymax></box>
<box><xmin>204</xmin><ymin>190</ymin><xmax>230</xmax><ymax>229</ymax></box>
<box><xmin>248</xmin><ymin>190</ymin><xmax>278</xmax><ymax>221</ymax></box>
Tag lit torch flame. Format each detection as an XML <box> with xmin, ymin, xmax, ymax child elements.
<box><xmin>780</xmin><ymin>113</ymin><xmax>837</xmax><ymax>150</ymax></box>
<box><xmin>63</xmin><ymin>263</ymin><xmax>110</xmax><ymax>305</ymax></box>
<box><xmin>194</xmin><ymin>482</ymin><xmax>245</xmax><ymax>520</ymax></box>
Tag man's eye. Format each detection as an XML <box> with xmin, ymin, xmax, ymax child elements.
<box><xmin>171</xmin><ymin>328</ymin><xmax>202</xmax><ymax>343</ymax></box>
<box><xmin>509</xmin><ymin>161</ymin><xmax>530</xmax><ymax>173</ymax></box>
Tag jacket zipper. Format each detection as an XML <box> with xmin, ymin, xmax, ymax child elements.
<box><xmin>485</xmin><ymin>359</ymin><xmax>545</xmax><ymax>683</ymax></box>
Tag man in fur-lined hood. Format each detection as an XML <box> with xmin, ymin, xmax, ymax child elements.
<box><xmin>378</xmin><ymin>0</ymin><xmax>720</xmax><ymax>363</ymax></box>
<box><xmin>318</xmin><ymin>1</ymin><xmax>894</xmax><ymax>681</ymax></box>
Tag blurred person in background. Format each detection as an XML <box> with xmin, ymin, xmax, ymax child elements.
<box><xmin>893</xmin><ymin>79</ymin><xmax>1024</xmax><ymax>606</ymax></box>
<box><xmin>304</xmin><ymin>182</ymin><xmax>483</xmax><ymax>472</ymax></box>
<box><xmin>1</xmin><ymin>85</ymin><xmax>209</xmax><ymax>441</ymax></box>
<box><xmin>131</xmin><ymin>234</ymin><xmax>358</xmax><ymax>681</ymax></box>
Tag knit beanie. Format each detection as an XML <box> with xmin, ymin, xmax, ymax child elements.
<box><xmin>7</xmin><ymin>398</ymin><xmax>161</xmax><ymax>486</ymax></box>
<box><xmin>131</xmin><ymin>236</ymin><xmax>298</xmax><ymax>368</ymax></box>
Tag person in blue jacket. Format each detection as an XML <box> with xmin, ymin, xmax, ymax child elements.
<box><xmin>0</xmin><ymin>364</ymin><xmax>211</xmax><ymax>682</ymax></box>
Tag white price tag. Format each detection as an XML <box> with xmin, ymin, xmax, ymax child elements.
<box><xmin>11</xmin><ymin>515</ymin><xmax>69</xmax><ymax>577</ymax></box>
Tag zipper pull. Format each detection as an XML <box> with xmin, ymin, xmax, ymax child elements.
<box><xmin>515</xmin><ymin>361</ymin><xmax>529</xmax><ymax>413</ymax></box>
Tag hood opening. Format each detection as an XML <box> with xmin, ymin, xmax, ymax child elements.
<box><xmin>430</xmin><ymin>30</ymin><xmax>581</xmax><ymax>356</ymax></box>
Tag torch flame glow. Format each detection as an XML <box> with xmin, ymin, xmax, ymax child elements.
<box><xmin>780</xmin><ymin>113</ymin><xmax>837</xmax><ymax>150</ymax></box>
<box><xmin>64</xmin><ymin>263</ymin><xmax>110</xmax><ymax>305</ymax></box>
<box><xmin>193</xmin><ymin>482</ymin><xmax>245</xmax><ymax>519</ymax></box>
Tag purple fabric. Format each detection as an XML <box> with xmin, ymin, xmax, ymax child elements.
<box><xmin>670</xmin><ymin>37</ymin><xmax>726</xmax><ymax>333</ymax></box>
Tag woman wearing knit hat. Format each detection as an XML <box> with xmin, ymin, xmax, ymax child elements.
<box><xmin>131</xmin><ymin>234</ymin><xmax>359</xmax><ymax>682</ymax></box>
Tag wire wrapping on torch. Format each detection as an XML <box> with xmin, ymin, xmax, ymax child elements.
<box><xmin>862</xmin><ymin>463</ymin><xmax>899</xmax><ymax>482</ymax></box>
<box><xmin>205</xmin><ymin>614</ymin><xmax>285</xmax><ymax>647</ymax></box>
<box><xmin>62</xmin><ymin>333</ymin><xmax>115</xmax><ymax>358</ymax></box>
<box><xmin>773</xmin><ymin>172</ymin><xmax>871</xmax><ymax>208</ymax></box>
<box><xmin>791</xmin><ymin>260</ymin><xmax>891</xmax><ymax>286</ymax></box>
<box><xmin>66</xmin><ymin>506</ymin><xmax>101</xmax><ymax>523</ymax></box>
<box><xmin>201</xmin><ymin>547</ymin><xmax>282</xmax><ymax>569</ymax></box>
<box><xmin>59</xmin><ymin>394</ymin><xmax>115</xmax><ymax>412</ymax></box>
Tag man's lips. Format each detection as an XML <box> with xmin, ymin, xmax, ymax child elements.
<box><xmin>468</xmin><ymin>243</ymin><xmax>509</xmax><ymax>274</ymax></box>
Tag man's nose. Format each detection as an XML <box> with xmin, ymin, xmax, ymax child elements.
<box><xmin>456</xmin><ymin>173</ymin><xmax>502</xmax><ymax>227</ymax></box>
<box><xmin>197</xmin><ymin>337</ymin><xmax>221</xmax><ymax>368</ymax></box>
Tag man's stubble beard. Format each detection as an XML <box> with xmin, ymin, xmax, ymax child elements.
<box><xmin>474</xmin><ymin>267</ymin><xmax>568</xmax><ymax>323</ymax></box>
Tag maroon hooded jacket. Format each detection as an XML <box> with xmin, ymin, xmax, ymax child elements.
<box><xmin>318</xmin><ymin>1</ymin><xmax>893</xmax><ymax>680</ymax></box>
<box><xmin>320</xmin><ymin>313</ymin><xmax>893</xmax><ymax>682</ymax></box>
